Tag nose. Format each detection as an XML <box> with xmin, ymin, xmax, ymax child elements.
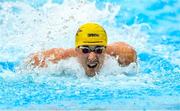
<box><xmin>88</xmin><ymin>52</ymin><xmax>97</xmax><ymax>62</ymax></box>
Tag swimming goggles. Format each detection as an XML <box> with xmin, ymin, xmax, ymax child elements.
<box><xmin>79</xmin><ymin>46</ymin><xmax>105</xmax><ymax>54</ymax></box>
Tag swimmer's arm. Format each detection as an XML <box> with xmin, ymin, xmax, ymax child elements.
<box><xmin>105</xmin><ymin>42</ymin><xmax>137</xmax><ymax>66</ymax></box>
<box><xmin>28</xmin><ymin>48</ymin><xmax>77</xmax><ymax>67</ymax></box>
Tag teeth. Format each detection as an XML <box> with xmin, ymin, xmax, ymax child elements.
<box><xmin>89</xmin><ymin>63</ymin><xmax>97</xmax><ymax>66</ymax></box>
<box><xmin>87</xmin><ymin>62</ymin><xmax>98</xmax><ymax>68</ymax></box>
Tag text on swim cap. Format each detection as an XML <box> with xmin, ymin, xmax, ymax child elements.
<box><xmin>88</xmin><ymin>33</ymin><xmax>99</xmax><ymax>37</ymax></box>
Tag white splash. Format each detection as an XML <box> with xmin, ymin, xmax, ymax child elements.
<box><xmin>0</xmin><ymin>0</ymin><xmax>152</xmax><ymax>87</ymax></box>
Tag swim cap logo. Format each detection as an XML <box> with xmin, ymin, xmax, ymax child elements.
<box><xmin>88</xmin><ymin>33</ymin><xmax>99</xmax><ymax>37</ymax></box>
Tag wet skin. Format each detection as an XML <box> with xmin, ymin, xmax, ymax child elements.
<box><xmin>75</xmin><ymin>46</ymin><xmax>106</xmax><ymax>77</ymax></box>
<box><xmin>29</xmin><ymin>42</ymin><xmax>137</xmax><ymax>77</ymax></box>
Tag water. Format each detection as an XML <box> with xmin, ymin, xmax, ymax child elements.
<box><xmin>0</xmin><ymin>0</ymin><xmax>179</xmax><ymax>110</ymax></box>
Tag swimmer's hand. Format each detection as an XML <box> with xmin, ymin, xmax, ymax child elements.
<box><xmin>106</xmin><ymin>42</ymin><xmax>137</xmax><ymax>66</ymax></box>
<box><xmin>27</xmin><ymin>48</ymin><xmax>65</xmax><ymax>67</ymax></box>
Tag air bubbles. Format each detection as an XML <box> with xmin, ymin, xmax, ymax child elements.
<box><xmin>20</xmin><ymin>20</ymin><xmax>24</xmax><ymax>24</ymax></box>
<box><xmin>48</xmin><ymin>30</ymin><xmax>51</xmax><ymax>34</ymax></box>
<box><xmin>63</xmin><ymin>25</ymin><xmax>68</xmax><ymax>29</ymax></box>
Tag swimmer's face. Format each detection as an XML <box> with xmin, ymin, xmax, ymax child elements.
<box><xmin>76</xmin><ymin>45</ymin><xmax>106</xmax><ymax>77</ymax></box>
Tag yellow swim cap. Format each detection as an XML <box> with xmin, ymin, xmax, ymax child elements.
<box><xmin>75</xmin><ymin>23</ymin><xmax>107</xmax><ymax>48</ymax></box>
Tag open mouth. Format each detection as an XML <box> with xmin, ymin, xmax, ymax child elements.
<box><xmin>87</xmin><ymin>63</ymin><xmax>98</xmax><ymax>68</ymax></box>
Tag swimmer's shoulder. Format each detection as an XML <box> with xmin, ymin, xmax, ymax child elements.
<box><xmin>106</xmin><ymin>42</ymin><xmax>136</xmax><ymax>54</ymax></box>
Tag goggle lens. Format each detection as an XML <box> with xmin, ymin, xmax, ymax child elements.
<box><xmin>80</xmin><ymin>46</ymin><xmax>104</xmax><ymax>54</ymax></box>
<box><xmin>82</xmin><ymin>47</ymin><xmax>90</xmax><ymax>54</ymax></box>
<box><xmin>94</xmin><ymin>47</ymin><xmax>103</xmax><ymax>54</ymax></box>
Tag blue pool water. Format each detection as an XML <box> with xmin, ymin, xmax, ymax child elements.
<box><xmin>0</xmin><ymin>0</ymin><xmax>179</xmax><ymax>110</ymax></box>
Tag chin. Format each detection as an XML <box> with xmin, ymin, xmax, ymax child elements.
<box><xmin>86</xmin><ymin>72</ymin><xmax>96</xmax><ymax>77</ymax></box>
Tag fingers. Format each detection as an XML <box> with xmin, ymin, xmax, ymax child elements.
<box><xmin>26</xmin><ymin>52</ymin><xmax>47</xmax><ymax>67</ymax></box>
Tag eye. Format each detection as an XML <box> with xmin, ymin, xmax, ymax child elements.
<box><xmin>82</xmin><ymin>48</ymin><xmax>90</xmax><ymax>53</ymax></box>
<box><xmin>95</xmin><ymin>48</ymin><xmax>103</xmax><ymax>54</ymax></box>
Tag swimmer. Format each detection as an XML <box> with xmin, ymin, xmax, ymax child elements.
<box><xmin>28</xmin><ymin>23</ymin><xmax>137</xmax><ymax>77</ymax></box>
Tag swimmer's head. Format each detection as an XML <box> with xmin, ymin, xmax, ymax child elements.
<box><xmin>75</xmin><ymin>22</ymin><xmax>107</xmax><ymax>48</ymax></box>
<box><xmin>75</xmin><ymin>23</ymin><xmax>107</xmax><ymax>77</ymax></box>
